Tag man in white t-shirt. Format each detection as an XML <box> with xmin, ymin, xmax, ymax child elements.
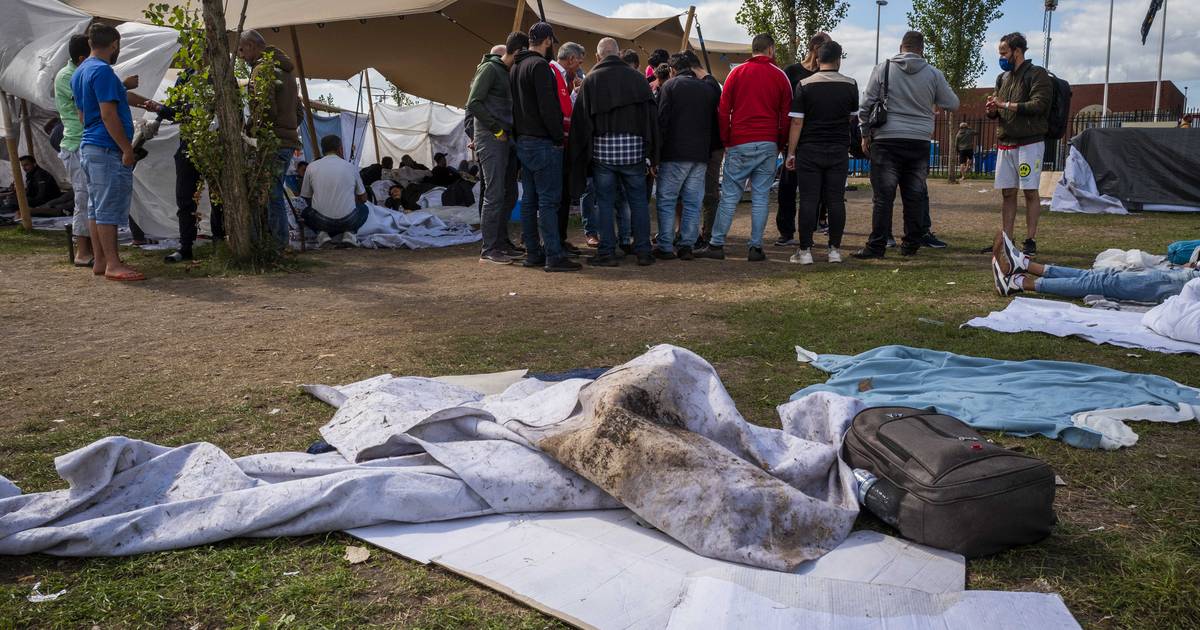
<box><xmin>300</xmin><ymin>135</ymin><xmax>369</xmax><ymax>242</ymax></box>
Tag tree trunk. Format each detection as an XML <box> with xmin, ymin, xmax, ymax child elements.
<box><xmin>200</xmin><ymin>0</ymin><xmax>276</xmax><ymax>267</ymax></box>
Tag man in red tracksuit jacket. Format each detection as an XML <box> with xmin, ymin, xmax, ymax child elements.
<box><xmin>696</xmin><ymin>33</ymin><xmax>792</xmax><ymax>262</ymax></box>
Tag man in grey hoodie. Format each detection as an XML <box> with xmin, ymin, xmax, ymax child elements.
<box><xmin>853</xmin><ymin>31</ymin><xmax>958</xmax><ymax>259</ymax></box>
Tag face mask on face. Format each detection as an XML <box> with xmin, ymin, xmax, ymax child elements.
<box><xmin>998</xmin><ymin>57</ymin><xmax>1013</xmax><ymax>72</ymax></box>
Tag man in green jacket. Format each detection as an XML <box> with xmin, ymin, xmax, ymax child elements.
<box><xmin>467</xmin><ymin>39</ymin><xmax>519</xmax><ymax>264</ymax></box>
<box><xmin>987</xmin><ymin>32</ymin><xmax>1052</xmax><ymax>256</ymax></box>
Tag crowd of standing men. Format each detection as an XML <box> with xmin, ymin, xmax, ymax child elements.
<box><xmin>467</xmin><ymin>24</ymin><xmax>970</xmax><ymax>273</ymax></box>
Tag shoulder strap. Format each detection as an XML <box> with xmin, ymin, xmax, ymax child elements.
<box><xmin>880</xmin><ymin>61</ymin><xmax>891</xmax><ymax>102</ymax></box>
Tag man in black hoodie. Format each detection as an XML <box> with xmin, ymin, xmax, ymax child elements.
<box><xmin>510</xmin><ymin>22</ymin><xmax>579</xmax><ymax>272</ymax></box>
<box><xmin>568</xmin><ymin>37</ymin><xmax>659</xmax><ymax>267</ymax></box>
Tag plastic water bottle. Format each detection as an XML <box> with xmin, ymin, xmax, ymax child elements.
<box><xmin>852</xmin><ymin>468</ymin><xmax>903</xmax><ymax>528</ymax></box>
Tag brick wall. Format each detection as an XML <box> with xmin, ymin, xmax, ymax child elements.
<box><xmin>952</xmin><ymin>80</ymin><xmax>1185</xmax><ymax>121</ymax></box>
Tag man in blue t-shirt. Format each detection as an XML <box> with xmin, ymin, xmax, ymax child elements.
<box><xmin>72</xmin><ymin>23</ymin><xmax>144</xmax><ymax>281</ymax></box>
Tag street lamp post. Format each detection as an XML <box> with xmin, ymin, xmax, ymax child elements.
<box><xmin>875</xmin><ymin>0</ymin><xmax>888</xmax><ymax>65</ymax></box>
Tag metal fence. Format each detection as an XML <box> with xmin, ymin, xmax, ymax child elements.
<box><xmin>849</xmin><ymin>107</ymin><xmax>1200</xmax><ymax>178</ymax></box>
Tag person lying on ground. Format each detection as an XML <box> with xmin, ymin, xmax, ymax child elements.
<box><xmin>384</xmin><ymin>184</ymin><xmax>405</xmax><ymax>212</ymax></box>
<box><xmin>300</xmin><ymin>134</ymin><xmax>369</xmax><ymax>246</ymax></box>
<box><xmin>992</xmin><ymin>231</ymin><xmax>1200</xmax><ymax>303</ymax></box>
<box><xmin>19</xmin><ymin>156</ymin><xmax>62</xmax><ymax>208</ymax></box>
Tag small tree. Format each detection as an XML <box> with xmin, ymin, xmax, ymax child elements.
<box><xmin>388</xmin><ymin>84</ymin><xmax>417</xmax><ymax>108</ymax></box>
<box><xmin>316</xmin><ymin>93</ymin><xmax>337</xmax><ymax>107</ymax></box>
<box><xmin>908</xmin><ymin>0</ymin><xmax>1004</xmax><ymax>181</ymax></box>
<box><xmin>145</xmin><ymin>1</ymin><xmax>282</xmax><ymax>268</ymax></box>
<box><xmin>735</xmin><ymin>0</ymin><xmax>848</xmax><ymax>67</ymax></box>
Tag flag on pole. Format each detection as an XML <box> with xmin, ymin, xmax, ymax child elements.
<box><xmin>1140</xmin><ymin>0</ymin><xmax>1164</xmax><ymax>45</ymax></box>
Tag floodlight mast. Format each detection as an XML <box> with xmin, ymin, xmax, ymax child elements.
<box><xmin>1042</xmin><ymin>0</ymin><xmax>1058</xmax><ymax>70</ymax></box>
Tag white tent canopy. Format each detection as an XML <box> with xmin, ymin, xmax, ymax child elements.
<box><xmin>359</xmin><ymin>99</ymin><xmax>469</xmax><ymax>170</ymax></box>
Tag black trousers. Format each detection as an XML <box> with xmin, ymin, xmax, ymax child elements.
<box><xmin>865</xmin><ymin>139</ymin><xmax>930</xmax><ymax>254</ymax></box>
<box><xmin>175</xmin><ymin>150</ymin><xmax>224</xmax><ymax>254</ymax></box>
<box><xmin>795</xmin><ymin>143</ymin><xmax>848</xmax><ymax>249</ymax></box>
<box><xmin>776</xmin><ymin>159</ymin><xmax>827</xmax><ymax>240</ymax></box>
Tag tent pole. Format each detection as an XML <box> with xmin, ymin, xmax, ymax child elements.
<box><xmin>1</xmin><ymin>92</ymin><xmax>32</xmax><ymax>231</ymax></box>
<box><xmin>695</xmin><ymin>20</ymin><xmax>713</xmax><ymax>75</ymax></box>
<box><xmin>679</xmin><ymin>6</ymin><xmax>696</xmax><ymax>52</ymax></box>
<box><xmin>511</xmin><ymin>0</ymin><xmax>525</xmax><ymax>34</ymax></box>
<box><xmin>364</xmin><ymin>71</ymin><xmax>383</xmax><ymax>164</ymax></box>
<box><xmin>19</xmin><ymin>99</ymin><xmax>35</xmax><ymax>158</ymax></box>
<box><xmin>289</xmin><ymin>26</ymin><xmax>321</xmax><ymax>160</ymax></box>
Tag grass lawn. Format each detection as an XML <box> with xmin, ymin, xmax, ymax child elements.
<box><xmin>1</xmin><ymin>180</ymin><xmax>1198</xmax><ymax>629</ymax></box>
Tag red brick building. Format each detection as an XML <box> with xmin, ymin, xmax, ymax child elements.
<box><xmin>953</xmin><ymin>80</ymin><xmax>1186</xmax><ymax>120</ymax></box>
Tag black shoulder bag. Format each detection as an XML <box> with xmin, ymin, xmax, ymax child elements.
<box><xmin>863</xmin><ymin>61</ymin><xmax>891</xmax><ymax>135</ymax></box>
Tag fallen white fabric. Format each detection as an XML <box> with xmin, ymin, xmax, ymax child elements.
<box><xmin>330</xmin><ymin>204</ymin><xmax>480</xmax><ymax>249</ymax></box>
<box><xmin>666</xmin><ymin>572</ymin><xmax>1081</xmax><ymax>630</ymax></box>
<box><xmin>1072</xmin><ymin>403</ymin><xmax>1200</xmax><ymax>449</ymax></box>
<box><xmin>0</xmin><ymin>346</ymin><xmax>854</xmax><ymax>568</ymax></box>
<box><xmin>1141</xmin><ymin>278</ymin><xmax>1200</xmax><ymax>345</ymax></box>
<box><xmin>1093</xmin><ymin>248</ymin><xmax>1167</xmax><ymax>272</ymax></box>
<box><xmin>964</xmin><ymin>297</ymin><xmax>1200</xmax><ymax>355</ymax></box>
<box><xmin>1050</xmin><ymin>146</ymin><xmax>1127</xmax><ymax>215</ymax></box>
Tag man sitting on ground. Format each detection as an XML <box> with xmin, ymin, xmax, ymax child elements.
<box><xmin>992</xmin><ymin>231</ymin><xmax>1200</xmax><ymax>304</ymax></box>
<box><xmin>286</xmin><ymin>160</ymin><xmax>307</xmax><ymax>196</ymax></box>
<box><xmin>300</xmin><ymin>135</ymin><xmax>369</xmax><ymax>245</ymax></box>
<box><xmin>19</xmin><ymin>156</ymin><xmax>63</xmax><ymax>208</ymax></box>
<box><xmin>429</xmin><ymin>153</ymin><xmax>460</xmax><ymax>187</ymax></box>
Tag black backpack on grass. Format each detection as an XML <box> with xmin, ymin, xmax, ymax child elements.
<box><xmin>843</xmin><ymin>406</ymin><xmax>1057</xmax><ymax>558</ymax></box>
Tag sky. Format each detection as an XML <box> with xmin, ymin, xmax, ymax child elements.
<box><xmin>309</xmin><ymin>0</ymin><xmax>1198</xmax><ymax>110</ymax></box>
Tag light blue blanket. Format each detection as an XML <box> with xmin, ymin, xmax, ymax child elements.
<box><xmin>793</xmin><ymin>345</ymin><xmax>1200</xmax><ymax>449</ymax></box>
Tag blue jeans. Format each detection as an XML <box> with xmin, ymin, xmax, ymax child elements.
<box><xmin>515</xmin><ymin>136</ymin><xmax>563</xmax><ymax>261</ymax></box>
<box><xmin>711</xmin><ymin>141</ymin><xmax>777</xmax><ymax>248</ymax></box>
<box><xmin>80</xmin><ymin>144</ymin><xmax>133</xmax><ymax>226</ymax></box>
<box><xmin>301</xmin><ymin>203</ymin><xmax>369</xmax><ymax>237</ymax></box>
<box><xmin>268</xmin><ymin>147</ymin><xmax>294</xmax><ymax>248</ymax></box>
<box><xmin>593</xmin><ymin>161</ymin><xmax>651</xmax><ymax>257</ymax></box>
<box><xmin>655</xmin><ymin>161</ymin><xmax>706</xmax><ymax>251</ymax></box>
<box><xmin>1036</xmin><ymin>266</ymin><xmax>1200</xmax><ymax>303</ymax></box>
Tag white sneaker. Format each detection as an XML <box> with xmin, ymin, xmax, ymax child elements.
<box><xmin>827</xmin><ymin>248</ymin><xmax>843</xmax><ymax>263</ymax></box>
<box><xmin>789</xmin><ymin>248</ymin><xmax>814</xmax><ymax>265</ymax></box>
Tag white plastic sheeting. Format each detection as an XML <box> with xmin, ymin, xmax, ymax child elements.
<box><xmin>1142</xmin><ymin>278</ymin><xmax>1200</xmax><ymax>346</ymax></box>
<box><xmin>964</xmin><ymin>297</ymin><xmax>1200</xmax><ymax>355</ymax></box>
<box><xmin>1050</xmin><ymin>146</ymin><xmax>1127</xmax><ymax>215</ymax></box>
<box><xmin>0</xmin><ymin>0</ymin><xmax>90</xmax><ymax>114</ymax></box>
<box><xmin>358</xmin><ymin>100</ymin><xmax>468</xmax><ymax>171</ymax></box>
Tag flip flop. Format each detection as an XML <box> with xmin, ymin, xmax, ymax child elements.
<box><xmin>73</xmin><ymin>258</ymin><xmax>95</xmax><ymax>268</ymax></box>
<box><xmin>105</xmin><ymin>270</ymin><xmax>146</xmax><ymax>282</ymax></box>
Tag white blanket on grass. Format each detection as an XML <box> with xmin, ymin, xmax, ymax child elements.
<box><xmin>1142</xmin><ymin>278</ymin><xmax>1200</xmax><ymax>345</ymax></box>
<box><xmin>964</xmin><ymin>297</ymin><xmax>1200</xmax><ymax>355</ymax></box>
<box><xmin>0</xmin><ymin>345</ymin><xmax>858</xmax><ymax>568</ymax></box>
<box><xmin>1093</xmin><ymin>248</ymin><xmax>1168</xmax><ymax>271</ymax></box>
<box><xmin>332</xmin><ymin>204</ymin><xmax>479</xmax><ymax>249</ymax></box>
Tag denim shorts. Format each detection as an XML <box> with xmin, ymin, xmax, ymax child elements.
<box><xmin>80</xmin><ymin>144</ymin><xmax>134</xmax><ymax>226</ymax></box>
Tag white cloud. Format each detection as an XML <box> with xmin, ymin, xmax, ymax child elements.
<box><xmin>998</xmin><ymin>0</ymin><xmax>1199</xmax><ymax>86</ymax></box>
<box><xmin>610</xmin><ymin>1</ymin><xmax>748</xmax><ymax>43</ymax></box>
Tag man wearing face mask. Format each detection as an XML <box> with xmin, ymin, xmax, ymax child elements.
<box><xmin>987</xmin><ymin>32</ymin><xmax>1052</xmax><ymax>257</ymax></box>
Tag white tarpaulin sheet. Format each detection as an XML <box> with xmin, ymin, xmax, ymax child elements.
<box><xmin>964</xmin><ymin>297</ymin><xmax>1200</xmax><ymax>355</ymax></box>
<box><xmin>1050</xmin><ymin>146</ymin><xmax>1127</xmax><ymax>215</ymax></box>
<box><xmin>334</xmin><ymin>204</ymin><xmax>479</xmax><ymax>249</ymax></box>
<box><xmin>0</xmin><ymin>0</ymin><xmax>91</xmax><ymax>114</ymax></box>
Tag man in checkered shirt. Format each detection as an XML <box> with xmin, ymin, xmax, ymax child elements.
<box><xmin>567</xmin><ymin>37</ymin><xmax>660</xmax><ymax>267</ymax></box>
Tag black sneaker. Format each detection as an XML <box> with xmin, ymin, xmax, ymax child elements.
<box><xmin>522</xmin><ymin>256</ymin><xmax>546</xmax><ymax>268</ymax></box>
<box><xmin>619</xmin><ymin>242</ymin><xmax>634</xmax><ymax>255</ymax></box>
<box><xmin>652</xmin><ymin>248</ymin><xmax>677</xmax><ymax>260</ymax></box>
<box><xmin>899</xmin><ymin>246</ymin><xmax>920</xmax><ymax>257</ymax></box>
<box><xmin>1023</xmin><ymin>238</ymin><xmax>1037</xmax><ymax>256</ymax></box>
<box><xmin>747</xmin><ymin>246</ymin><xmax>766</xmax><ymax>262</ymax></box>
<box><xmin>479</xmin><ymin>251</ymin><xmax>514</xmax><ymax>265</ymax></box>
<box><xmin>677</xmin><ymin>246</ymin><xmax>694</xmax><ymax>261</ymax></box>
<box><xmin>561</xmin><ymin>241</ymin><xmax>583</xmax><ymax>257</ymax></box>
<box><xmin>773</xmin><ymin>236</ymin><xmax>797</xmax><ymax>246</ymax></box>
<box><xmin>164</xmin><ymin>250</ymin><xmax>192</xmax><ymax>263</ymax></box>
<box><xmin>500</xmin><ymin>247</ymin><xmax>526</xmax><ymax>259</ymax></box>
<box><xmin>851</xmin><ymin>248</ymin><xmax>886</xmax><ymax>260</ymax></box>
<box><xmin>586</xmin><ymin>254</ymin><xmax>619</xmax><ymax>267</ymax></box>
<box><xmin>636</xmin><ymin>252</ymin><xmax>655</xmax><ymax>266</ymax></box>
<box><xmin>694</xmin><ymin>245</ymin><xmax>725</xmax><ymax>260</ymax></box>
<box><xmin>544</xmin><ymin>258</ymin><xmax>582</xmax><ymax>272</ymax></box>
<box><xmin>921</xmin><ymin>232</ymin><xmax>948</xmax><ymax>248</ymax></box>
<box><xmin>886</xmin><ymin>237</ymin><xmax>897</xmax><ymax>248</ymax></box>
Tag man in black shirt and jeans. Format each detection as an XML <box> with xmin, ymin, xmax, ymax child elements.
<box><xmin>784</xmin><ymin>40</ymin><xmax>857</xmax><ymax>265</ymax></box>
<box><xmin>775</xmin><ymin>32</ymin><xmax>830</xmax><ymax>246</ymax></box>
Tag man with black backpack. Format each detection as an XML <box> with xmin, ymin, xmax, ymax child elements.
<box><xmin>987</xmin><ymin>32</ymin><xmax>1053</xmax><ymax>257</ymax></box>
